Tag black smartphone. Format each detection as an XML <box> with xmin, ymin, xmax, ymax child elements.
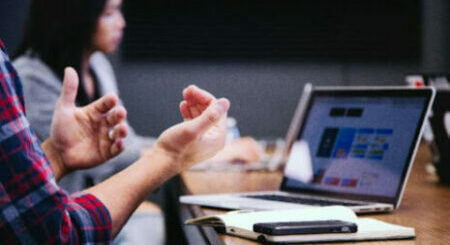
<box><xmin>253</xmin><ymin>220</ymin><xmax>357</xmax><ymax>235</ymax></box>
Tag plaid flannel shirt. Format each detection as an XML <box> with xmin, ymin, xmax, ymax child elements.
<box><xmin>0</xmin><ymin>40</ymin><xmax>112</xmax><ymax>244</ymax></box>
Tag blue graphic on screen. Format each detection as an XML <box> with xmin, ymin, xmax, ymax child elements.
<box><xmin>316</xmin><ymin>127</ymin><xmax>393</xmax><ymax>161</ymax></box>
<box><xmin>331</xmin><ymin>128</ymin><xmax>356</xmax><ymax>159</ymax></box>
<box><xmin>316</xmin><ymin>128</ymin><xmax>338</xmax><ymax>157</ymax></box>
<box><xmin>284</xmin><ymin>95</ymin><xmax>427</xmax><ymax>199</ymax></box>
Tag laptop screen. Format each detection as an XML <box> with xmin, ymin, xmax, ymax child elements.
<box><xmin>281</xmin><ymin>88</ymin><xmax>433</xmax><ymax>204</ymax></box>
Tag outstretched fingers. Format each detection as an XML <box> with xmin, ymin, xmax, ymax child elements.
<box><xmin>109</xmin><ymin>123</ymin><xmax>128</xmax><ymax>140</ymax></box>
<box><xmin>102</xmin><ymin>123</ymin><xmax>128</xmax><ymax>158</ymax></box>
<box><xmin>180</xmin><ymin>85</ymin><xmax>214</xmax><ymax>120</ymax></box>
<box><xmin>105</xmin><ymin>105</ymin><xmax>127</xmax><ymax>127</ymax></box>
<box><xmin>110</xmin><ymin>138</ymin><xmax>125</xmax><ymax>157</ymax></box>
<box><xmin>180</xmin><ymin>101</ymin><xmax>192</xmax><ymax>120</ymax></box>
<box><xmin>186</xmin><ymin>98</ymin><xmax>230</xmax><ymax>136</ymax></box>
<box><xmin>87</xmin><ymin>93</ymin><xmax>119</xmax><ymax>117</ymax></box>
<box><xmin>183</xmin><ymin>85</ymin><xmax>216</xmax><ymax>106</ymax></box>
<box><xmin>180</xmin><ymin>101</ymin><xmax>208</xmax><ymax>120</ymax></box>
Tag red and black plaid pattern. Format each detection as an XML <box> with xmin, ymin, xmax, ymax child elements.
<box><xmin>0</xmin><ymin>40</ymin><xmax>112</xmax><ymax>244</ymax></box>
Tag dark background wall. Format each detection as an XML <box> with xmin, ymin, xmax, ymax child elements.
<box><xmin>1</xmin><ymin>0</ymin><xmax>449</xmax><ymax>138</ymax></box>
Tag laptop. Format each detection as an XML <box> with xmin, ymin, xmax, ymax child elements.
<box><xmin>180</xmin><ymin>85</ymin><xmax>435</xmax><ymax>213</ymax></box>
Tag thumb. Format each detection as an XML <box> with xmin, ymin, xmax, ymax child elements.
<box><xmin>59</xmin><ymin>67</ymin><xmax>79</xmax><ymax>106</ymax></box>
<box><xmin>186</xmin><ymin>98</ymin><xmax>230</xmax><ymax>136</ymax></box>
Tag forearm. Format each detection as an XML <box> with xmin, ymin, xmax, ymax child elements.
<box><xmin>84</xmin><ymin>146</ymin><xmax>180</xmax><ymax>237</ymax></box>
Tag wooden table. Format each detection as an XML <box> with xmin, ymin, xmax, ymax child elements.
<box><xmin>181</xmin><ymin>144</ymin><xmax>450</xmax><ymax>244</ymax></box>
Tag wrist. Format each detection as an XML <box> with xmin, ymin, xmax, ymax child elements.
<box><xmin>141</xmin><ymin>144</ymin><xmax>183</xmax><ymax>176</ymax></box>
<box><xmin>42</xmin><ymin>139</ymin><xmax>68</xmax><ymax>181</ymax></box>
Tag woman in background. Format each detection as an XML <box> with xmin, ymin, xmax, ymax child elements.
<box><xmin>14</xmin><ymin>0</ymin><xmax>261</xmax><ymax>244</ymax></box>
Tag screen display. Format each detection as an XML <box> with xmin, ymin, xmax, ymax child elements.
<box><xmin>283</xmin><ymin>93</ymin><xmax>428</xmax><ymax>202</ymax></box>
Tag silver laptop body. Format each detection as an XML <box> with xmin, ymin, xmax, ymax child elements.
<box><xmin>181</xmin><ymin>85</ymin><xmax>435</xmax><ymax>213</ymax></box>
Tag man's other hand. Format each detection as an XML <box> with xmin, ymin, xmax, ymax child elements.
<box><xmin>44</xmin><ymin>67</ymin><xmax>128</xmax><ymax>179</ymax></box>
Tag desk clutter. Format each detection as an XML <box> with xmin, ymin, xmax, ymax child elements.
<box><xmin>185</xmin><ymin>206</ymin><xmax>414</xmax><ymax>244</ymax></box>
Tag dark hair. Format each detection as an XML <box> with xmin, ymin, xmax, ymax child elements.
<box><xmin>15</xmin><ymin>0</ymin><xmax>108</xmax><ymax>105</ymax></box>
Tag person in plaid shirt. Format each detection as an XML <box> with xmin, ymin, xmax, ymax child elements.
<box><xmin>0</xmin><ymin>39</ymin><xmax>230</xmax><ymax>244</ymax></box>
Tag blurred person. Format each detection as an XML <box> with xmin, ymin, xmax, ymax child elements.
<box><xmin>14</xmin><ymin>0</ymin><xmax>260</xmax><ymax>243</ymax></box>
<box><xmin>1</xmin><ymin>38</ymin><xmax>231</xmax><ymax>244</ymax></box>
<box><xmin>14</xmin><ymin>0</ymin><xmax>260</xmax><ymax>189</ymax></box>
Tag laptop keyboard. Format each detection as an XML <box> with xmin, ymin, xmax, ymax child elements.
<box><xmin>244</xmin><ymin>194</ymin><xmax>361</xmax><ymax>206</ymax></box>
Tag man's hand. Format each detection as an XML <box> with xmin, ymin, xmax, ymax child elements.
<box><xmin>150</xmin><ymin>85</ymin><xmax>230</xmax><ymax>171</ymax></box>
<box><xmin>180</xmin><ymin>86</ymin><xmax>262</xmax><ymax>164</ymax></box>
<box><xmin>43</xmin><ymin>67</ymin><xmax>128</xmax><ymax>180</ymax></box>
<box><xmin>180</xmin><ymin>85</ymin><xmax>216</xmax><ymax>120</ymax></box>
